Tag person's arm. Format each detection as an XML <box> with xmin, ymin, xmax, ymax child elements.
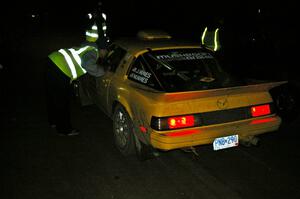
<box><xmin>81</xmin><ymin>50</ymin><xmax>105</xmax><ymax>77</ymax></box>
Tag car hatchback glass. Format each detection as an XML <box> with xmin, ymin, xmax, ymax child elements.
<box><xmin>145</xmin><ymin>51</ymin><xmax>191</xmax><ymax>82</ymax></box>
<box><xmin>143</xmin><ymin>48</ymin><xmax>236</xmax><ymax>92</ymax></box>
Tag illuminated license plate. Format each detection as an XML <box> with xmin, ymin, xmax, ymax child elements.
<box><xmin>213</xmin><ymin>135</ymin><xmax>239</xmax><ymax>151</ymax></box>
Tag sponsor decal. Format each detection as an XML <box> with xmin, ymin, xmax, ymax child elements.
<box><xmin>156</xmin><ymin>52</ymin><xmax>213</xmax><ymax>61</ymax></box>
<box><xmin>129</xmin><ymin>67</ymin><xmax>152</xmax><ymax>84</ymax></box>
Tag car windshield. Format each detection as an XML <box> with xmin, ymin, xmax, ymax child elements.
<box><xmin>143</xmin><ymin>48</ymin><xmax>244</xmax><ymax>92</ymax></box>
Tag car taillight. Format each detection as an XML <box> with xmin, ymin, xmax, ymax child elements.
<box><xmin>168</xmin><ymin>115</ymin><xmax>195</xmax><ymax>129</ymax></box>
<box><xmin>251</xmin><ymin>104</ymin><xmax>271</xmax><ymax>117</ymax></box>
<box><xmin>151</xmin><ymin>114</ymin><xmax>201</xmax><ymax>131</ymax></box>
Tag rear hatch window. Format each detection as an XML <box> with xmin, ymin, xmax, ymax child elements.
<box><xmin>128</xmin><ymin>48</ymin><xmax>244</xmax><ymax>92</ymax></box>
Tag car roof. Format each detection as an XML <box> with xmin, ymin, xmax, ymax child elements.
<box><xmin>113</xmin><ymin>38</ymin><xmax>203</xmax><ymax>56</ymax></box>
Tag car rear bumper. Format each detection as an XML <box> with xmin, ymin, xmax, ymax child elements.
<box><xmin>150</xmin><ymin>115</ymin><xmax>281</xmax><ymax>151</ymax></box>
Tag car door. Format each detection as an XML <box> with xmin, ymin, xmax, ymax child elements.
<box><xmin>95</xmin><ymin>45</ymin><xmax>127</xmax><ymax>115</ymax></box>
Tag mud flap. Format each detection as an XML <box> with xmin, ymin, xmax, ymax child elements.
<box><xmin>239</xmin><ymin>136</ymin><xmax>260</xmax><ymax>147</ymax></box>
<box><xmin>133</xmin><ymin>130</ymin><xmax>159</xmax><ymax>161</ymax></box>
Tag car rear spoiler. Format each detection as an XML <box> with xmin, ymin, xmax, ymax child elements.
<box><xmin>162</xmin><ymin>81</ymin><xmax>288</xmax><ymax>102</ymax></box>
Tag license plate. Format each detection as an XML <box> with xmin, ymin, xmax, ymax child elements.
<box><xmin>213</xmin><ymin>135</ymin><xmax>239</xmax><ymax>151</ymax></box>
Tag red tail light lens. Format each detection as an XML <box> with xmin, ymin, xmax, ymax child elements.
<box><xmin>251</xmin><ymin>104</ymin><xmax>271</xmax><ymax>117</ymax></box>
<box><xmin>151</xmin><ymin>114</ymin><xmax>200</xmax><ymax>131</ymax></box>
<box><xmin>168</xmin><ymin>115</ymin><xmax>195</xmax><ymax>129</ymax></box>
<box><xmin>250</xmin><ymin>117</ymin><xmax>276</xmax><ymax>124</ymax></box>
<box><xmin>166</xmin><ymin>130</ymin><xmax>199</xmax><ymax>137</ymax></box>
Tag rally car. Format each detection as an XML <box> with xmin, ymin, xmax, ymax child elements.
<box><xmin>78</xmin><ymin>30</ymin><xmax>286</xmax><ymax>158</ymax></box>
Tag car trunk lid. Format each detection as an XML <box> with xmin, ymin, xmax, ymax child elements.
<box><xmin>152</xmin><ymin>81</ymin><xmax>287</xmax><ymax>116</ymax></box>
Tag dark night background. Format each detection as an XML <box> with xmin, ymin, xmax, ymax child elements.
<box><xmin>1</xmin><ymin>0</ymin><xmax>299</xmax><ymax>78</ymax></box>
<box><xmin>1</xmin><ymin>0</ymin><xmax>299</xmax><ymax>114</ymax></box>
<box><xmin>1</xmin><ymin>1</ymin><xmax>300</xmax><ymax>199</ymax></box>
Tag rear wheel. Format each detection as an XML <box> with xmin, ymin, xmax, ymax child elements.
<box><xmin>113</xmin><ymin>104</ymin><xmax>136</xmax><ymax>156</ymax></box>
<box><xmin>112</xmin><ymin>104</ymin><xmax>157</xmax><ymax>160</ymax></box>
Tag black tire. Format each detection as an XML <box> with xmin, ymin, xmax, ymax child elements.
<box><xmin>113</xmin><ymin>104</ymin><xmax>136</xmax><ymax>156</ymax></box>
<box><xmin>271</xmin><ymin>84</ymin><xmax>299</xmax><ymax>122</ymax></box>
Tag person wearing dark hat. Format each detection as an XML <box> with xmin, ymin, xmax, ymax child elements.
<box><xmin>45</xmin><ymin>33</ymin><xmax>108</xmax><ymax>136</ymax></box>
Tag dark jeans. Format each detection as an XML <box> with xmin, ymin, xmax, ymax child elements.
<box><xmin>45</xmin><ymin>59</ymin><xmax>73</xmax><ymax>134</ymax></box>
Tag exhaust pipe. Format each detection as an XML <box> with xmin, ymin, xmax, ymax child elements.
<box><xmin>240</xmin><ymin>136</ymin><xmax>260</xmax><ymax>147</ymax></box>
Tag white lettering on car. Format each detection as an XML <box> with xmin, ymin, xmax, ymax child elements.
<box><xmin>130</xmin><ymin>67</ymin><xmax>152</xmax><ymax>84</ymax></box>
<box><xmin>156</xmin><ymin>52</ymin><xmax>213</xmax><ymax>61</ymax></box>
<box><xmin>129</xmin><ymin>73</ymin><xmax>148</xmax><ymax>84</ymax></box>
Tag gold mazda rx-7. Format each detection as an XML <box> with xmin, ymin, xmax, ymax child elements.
<box><xmin>79</xmin><ymin>31</ymin><xmax>286</xmax><ymax>158</ymax></box>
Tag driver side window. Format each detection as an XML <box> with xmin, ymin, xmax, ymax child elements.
<box><xmin>105</xmin><ymin>45</ymin><xmax>127</xmax><ymax>72</ymax></box>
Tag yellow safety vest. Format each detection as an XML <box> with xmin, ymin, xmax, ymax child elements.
<box><xmin>48</xmin><ymin>45</ymin><xmax>98</xmax><ymax>81</ymax></box>
<box><xmin>201</xmin><ymin>27</ymin><xmax>220</xmax><ymax>51</ymax></box>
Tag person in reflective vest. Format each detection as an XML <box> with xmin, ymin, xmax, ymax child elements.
<box><xmin>45</xmin><ymin>35</ymin><xmax>108</xmax><ymax>136</ymax></box>
<box><xmin>86</xmin><ymin>1</ymin><xmax>109</xmax><ymax>43</ymax></box>
<box><xmin>48</xmin><ymin>45</ymin><xmax>97</xmax><ymax>81</ymax></box>
<box><xmin>201</xmin><ymin>26</ymin><xmax>220</xmax><ymax>52</ymax></box>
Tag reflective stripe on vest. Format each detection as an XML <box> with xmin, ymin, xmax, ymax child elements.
<box><xmin>86</xmin><ymin>11</ymin><xmax>107</xmax><ymax>40</ymax></box>
<box><xmin>92</xmin><ymin>24</ymin><xmax>98</xmax><ymax>30</ymax></box>
<box><xmin>51</xmin><ymin>46</ymin><xmax>97</xmax><ymax>80</ymax></box>
<box><xmin>86</xmin><ymin>12</ymin><xmax>107</xmax><ymax>41</ymax></box>
<box><xmin>201</xmin><ymin>27</ymin><xmax>220</xmax><ymax>51</ymax></box>
<box><xmin>58</xmin><ymin>49</ymin><xmax>78</xmax><ymax>79</ymax></box>
<box><xmin>102</xmin><ymin>13</ymin><xmax>107</xmax><ymax>21</ymax></box>
<box><xmin>86</xmin><ymin>27</ymin><xmax>99</xmax><ymax>40</ymax></box>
